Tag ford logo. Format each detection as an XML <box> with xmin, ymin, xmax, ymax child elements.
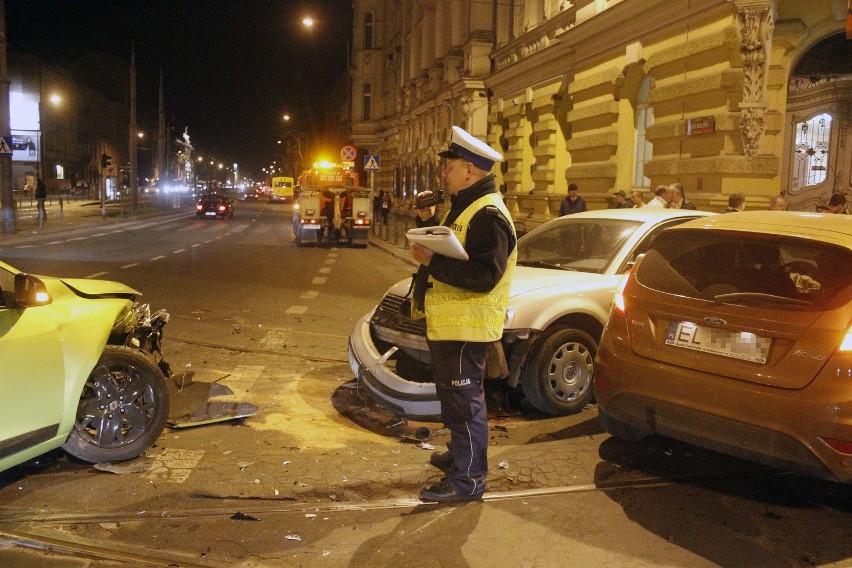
<box><xmin>704</xmin><ymin>316</ymin><xmax>727</xmax><ymax>326</ymax></box>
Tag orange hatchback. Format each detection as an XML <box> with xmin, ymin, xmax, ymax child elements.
<box><xmin>594</xmin><ymin>211</ymin><xmax>852</xmax><ymax>483</ymax></box>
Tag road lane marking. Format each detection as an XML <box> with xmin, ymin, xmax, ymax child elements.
<box><xmin>92</xmin><ymin>232</ymin><xmax>108</xmax><ymax>237</ymax></box>
<box><xmin>300</xmin><ymin>290</ymin><xmax>319</xmax><ymax>299</ymax></box>
<box><xmin>191</xmin><ymin>243</ymin><xmax>201</xmax><ymax>248</ymax></box>
<box><xmin>173</xmin><ymin>249</ymin><xmax>186</xmax><ymax>254</ymax></box>
<box><xmin>120</xmin><ymin>263</ymin><xmax>139</xmax><ymax>269</ymax></box>
<box><xmin>324</xmin><ymin>258</ymin><xmax>336</xmax><ymax>264</ymax></box>
<box><xmin>285</xmin><ymin>305</ymin><xmax>308</xmax><ymax>315</ymax></box>
<box><xmin>319</xmin><ymin>267</ymin><xmax>331</xmax><ymax>274</ymax></box>
<box><xmin>312</xmin><ymin>277</ymin><xmax>326</xmax><ymax>285</ymax></box>
<box><xmin>15</xmin><ymin>245</ymin><xmax>36</xmax><ymax>248</ymax></box>
<box><xmin>150</xmin><ymin>255</ymin><xmax>166</xmax><ymax>261</ymax></box>
<box><xmin>85</xmin><ymin>271</ymin><xmax>109</xmax><ymax>279</ymax></box>
<box><xmin>144</xmin><ymin>448</ymin><xmax>205</xmax><ymax>484</ymax></box>
<box><xmin>260</xmin><ymin>330</ymin><xmax>291</xmax><ymax>348</ymax></box>
<box><xmin>46</xmin><ymin>240</ymin><xmax>63</xmax><ymax>245</ymax></box>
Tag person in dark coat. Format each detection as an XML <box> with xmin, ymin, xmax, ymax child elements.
<box><xmin>410</xmin><ymin>126</ymin><xmax>516</xmax><ymax>503</ymax></box>
<box><xmin>35</xmin><ymin>176</ymin><xmax>48</xmax><ymax>220</ymax></box>
<box><xmin>558</xmin><ymin>183</ymin><xmax>587</xmax><ymax>216</ymax></box>
<box><xmin>612</xmin><ymin>190</ymin><xmax>634</xmax><ymax>209</ymax></box>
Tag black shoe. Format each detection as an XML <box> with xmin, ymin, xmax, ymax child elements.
<box><xmin>429</xmin><ymin>451</ymin><xmax>453</xmax><ymax>472</ymax></box>
<box><xmin>419</xmin><ymin>479</ymin><xmax>483</xmax><ymax>503</ymax></box>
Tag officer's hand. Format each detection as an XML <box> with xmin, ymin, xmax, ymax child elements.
<box><xmin>410</xmin><ymin>243</ymin><xmax>433</xmax><ymax>266</ymax></box>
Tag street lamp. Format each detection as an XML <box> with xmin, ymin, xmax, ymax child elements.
<box><xmin>302</xmin><ymin>15</ymin><xmax>350</xmax><ymax>141</ymax></box>
<box><xmin>278</xmin><ymin>113</ymin><xmax>304</xmax><ymax>177</ymax></box>
<box><xmin>39</xmin><ymin>92</ymin><xmax>62</xmax><ymax>180</ymax></box>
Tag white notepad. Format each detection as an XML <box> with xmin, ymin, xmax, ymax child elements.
<box><xmin>406</xmin><ymin>226</ymin><xmax>469</xmax><ymax>260</ymax></box>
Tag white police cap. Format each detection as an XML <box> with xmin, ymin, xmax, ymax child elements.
<box><xmin>438</xmin><ymin>126</ymin><xmax>503</xmax><ymax>171</ymax></box>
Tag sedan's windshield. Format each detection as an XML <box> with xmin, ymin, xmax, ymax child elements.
<box><xmin>517</xmin><ymin>219</ymin><xmax>641</xmax><ymax>273</ymax></box>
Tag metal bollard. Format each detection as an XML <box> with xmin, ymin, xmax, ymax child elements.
<box><xmin>59</xmin><ymin>196</ymin><xmax>64</xmax><ymax>224</ymax></box>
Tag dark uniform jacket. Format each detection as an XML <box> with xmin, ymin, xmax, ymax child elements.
<box><xmin>413</xmin><ymin>175</ymin><xmax>515</xmax><ymax>310</ymax></box>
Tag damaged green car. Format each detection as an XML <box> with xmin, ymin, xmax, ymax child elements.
<box><xmin>0</xmin><ymin>260</ymin><xmax>171</xmax><ymax>473</ymax></box>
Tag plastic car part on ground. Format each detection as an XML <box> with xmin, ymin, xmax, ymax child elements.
<box><xmin>166</xmin><ymin>371</ymin><xmax>259</xmax><ymax>428</ymax></box>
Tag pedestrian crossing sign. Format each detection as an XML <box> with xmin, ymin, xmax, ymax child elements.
<box><xmin>0</xmin><ymin>136</ymin><xmax>12</xmax><ymax>156</ymax></box>
<box><xmin>364</xmin><ymin>154</ymin><xmax>380</xmax><ymax>172</ymax></box>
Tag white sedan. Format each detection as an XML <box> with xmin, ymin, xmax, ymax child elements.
<box><xmin>349</xmin><ymin>208</ymin><xmax>713</xmax><ymax>419</ymax></box>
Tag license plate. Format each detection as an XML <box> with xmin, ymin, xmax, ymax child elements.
<box><xmin>665</xmin><ymin>322</ymin><xmax>771</xmax><ymax>364</ymax></box>
<box><xmin>205</xmin><ymin>211</ymin><xmax>216</xmax><ymax>216</ymax></box>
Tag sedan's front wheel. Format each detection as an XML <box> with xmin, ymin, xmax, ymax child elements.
<box><xmin>62</xmin><ymin>346</ymin><xmax>170</xmax><ymax>463</ymax></box>
<box><xmin>521</xmin><ymin>326</ymin><xmax>596</xmax><ymax>415</ymax></box>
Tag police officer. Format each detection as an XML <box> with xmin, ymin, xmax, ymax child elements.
<box><xmin>410</xmin><ymin>126</ymin><xmax>517</xmax><ymax>502</ymax></box>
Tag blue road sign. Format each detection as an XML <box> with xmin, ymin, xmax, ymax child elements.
<box><xmin>364</xmin><ymin>154</ymin><xmax>380</xmax><ymax>172</ymax></box>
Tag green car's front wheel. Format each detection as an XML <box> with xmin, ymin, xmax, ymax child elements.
<box><xmin>63</xmin><ymin>345</ymin><xmax>170</xmax><ymax>463</ymax></box>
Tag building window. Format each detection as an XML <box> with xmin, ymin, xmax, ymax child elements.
<box><xmin>362</xmin><ymin>83</ymin><xmax>372</xmax><ymax>121</ymax></box>
<box><xmin>363</xmin><ymin>11</ymin><xmax>374</xmax><ymax>50</ymax></box>
<box><xmin>791</xmin><ymin>113</ymin><xmax>831</xmax><ymax>190</ymax></box>
<box><xmin>633</xmin><ymin>106</ymin><xmax>653</xmax><ymax>188</ymax></box>
<box><xmin>633</xmin><ymin>75</ymin><xmax>654</xmax><ymax>189</ymax></box>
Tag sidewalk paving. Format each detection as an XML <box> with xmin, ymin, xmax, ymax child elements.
<box><xmin>1</xmin><ymin>196</ymin><xmax>191</xmax><ymax>243</ymax></box>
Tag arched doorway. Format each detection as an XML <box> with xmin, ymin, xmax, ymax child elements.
<box><xmin>782</xmin><ymin>33</ymin><xmax>852</xmax><ymax>211</ymax></box>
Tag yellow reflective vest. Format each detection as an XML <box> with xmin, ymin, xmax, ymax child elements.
<box><xmin>425</xmin><ymin>193</ymin><xmax>517</xmax><ymax>342</ymax></box>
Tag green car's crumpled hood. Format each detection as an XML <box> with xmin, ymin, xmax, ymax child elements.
<box><xmin>50</xmin><ymin>277</ymin><xmax>140</xmax><ymax>299</ymax></box>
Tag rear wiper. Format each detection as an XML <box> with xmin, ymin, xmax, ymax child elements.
<box><xmin>712</xmin><ymin>292</ymin><xmax>812</xmax><ymax>306</ymax></box>
<box><xmin>517</xmin><ymin>260</ymin><xmax>576</xmax><ymax>271</ymax></box>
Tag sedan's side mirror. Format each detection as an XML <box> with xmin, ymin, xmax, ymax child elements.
<box><xmin>14</xmin><ymin>273</ymin><xmax>52</xmax><ymax>307</ymax></box>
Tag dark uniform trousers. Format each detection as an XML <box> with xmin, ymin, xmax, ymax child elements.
<box><xmin>428</xmin><ymin>339</ymin><xmax>489</xmax><ymax>498</ymax></box>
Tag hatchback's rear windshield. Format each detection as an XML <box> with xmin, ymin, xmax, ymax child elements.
<box><xmin>636</xmin><ymin>229</ymin><xmax>852</xmax><ymax>310</ymax></box>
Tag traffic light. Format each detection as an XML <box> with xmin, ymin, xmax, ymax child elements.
<box><xmin>100</xmin><ymin>153</ymin><xmax>112</xmax><ymax>169</ymax></box>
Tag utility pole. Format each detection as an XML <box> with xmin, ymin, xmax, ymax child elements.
<box><xmin>157</xmin><ymin>69</ymin><xmax>165</xmax><ymax>184</ymax></box>
<box><xmin>0</xmin><ymin>0</ymin><xmax>15</xmax><ymax>234</ymax></box>
<box><xmin>129</xmin><ymin>44</ymin><xmax>138</xmax><ymax>213</ymax></box>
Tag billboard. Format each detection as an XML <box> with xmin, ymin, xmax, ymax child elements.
<box><xmin>11</xmin><ymin>131</ymin><xmax>39</xmax><ymax>162</ymax></box>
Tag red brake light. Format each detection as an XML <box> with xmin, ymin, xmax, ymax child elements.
<box><xmin>822</xmin><ymin>437</ymin><xmax>852</xmax><ymax>455</ymax></box>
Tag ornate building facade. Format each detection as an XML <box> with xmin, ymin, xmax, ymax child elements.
<box><xmin>351</xmin><ymin>0</ymin><xmax>851</xmax><ymax>226</ymax></box>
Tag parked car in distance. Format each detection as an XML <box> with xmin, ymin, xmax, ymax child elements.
<box><xmin>196</xmin><ymin>193</ymin><xmax>235</xmax><ymax>219</ymax></box>
<box><xmin>242</xmin><ymin>188</ymin><xmax>263</xmax><ymax>201</ymax></box>
<box><xmin>594</xmin><ymin>211</ymin><xmax>852</xmax><ymax>484</ymax></box>
<box><xmin>349</xmin><ymin>208</ymin><xmax>713</xmax><ymax>418</ymax></box>
<box><xmin>0</xmin><ymin>260</ymin><xmax>172</xmax><ymax>474</ymax></box>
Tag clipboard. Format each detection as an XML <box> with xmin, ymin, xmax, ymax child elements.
<box><xmin>406</xmin><ymin>226</ymin><xmax>469</xmax><ymax>260</ymax></box>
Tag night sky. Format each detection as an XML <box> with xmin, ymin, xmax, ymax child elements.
<box><xmin>5</xmin><ymin>0</ymin><xmax>354</xmax><ymax>178</ymax></box>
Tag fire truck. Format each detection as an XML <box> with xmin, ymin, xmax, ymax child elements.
<box><xmin>293</xmin><ymin>162</ymin><xmax>371</xmax><ymax>247</ymax></box>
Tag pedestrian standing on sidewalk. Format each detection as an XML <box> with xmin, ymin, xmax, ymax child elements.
<box><xmin>410</xmin><ymin>125</ymin><xmax>517</xmax><ymax>503</ymax></box>
<box><xmin>36</xmin><ymin>176</ymin><xmax>48</xmax><ymax>221</ymax></box>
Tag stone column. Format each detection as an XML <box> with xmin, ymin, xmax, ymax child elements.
<box><xmin>732</xmin><ymin>0</ymin><xmax>775</xmax><ymax>159</ymax></box>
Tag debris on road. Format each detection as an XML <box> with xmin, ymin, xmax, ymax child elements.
<box><xmin>231</xmin><ymin>512</ymin><xmax>260</xmax><ymax>521</ymax></box>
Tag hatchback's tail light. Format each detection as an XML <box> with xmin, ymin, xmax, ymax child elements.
<box><xmin>612</xmin><ymin>271</ymin><xmax>632</xmax><ymax>316</ymax></box>
<box><xmin>839</xmin><ymin>323</ymin><xmax>852</xmax><ymax>352</ymax></box>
